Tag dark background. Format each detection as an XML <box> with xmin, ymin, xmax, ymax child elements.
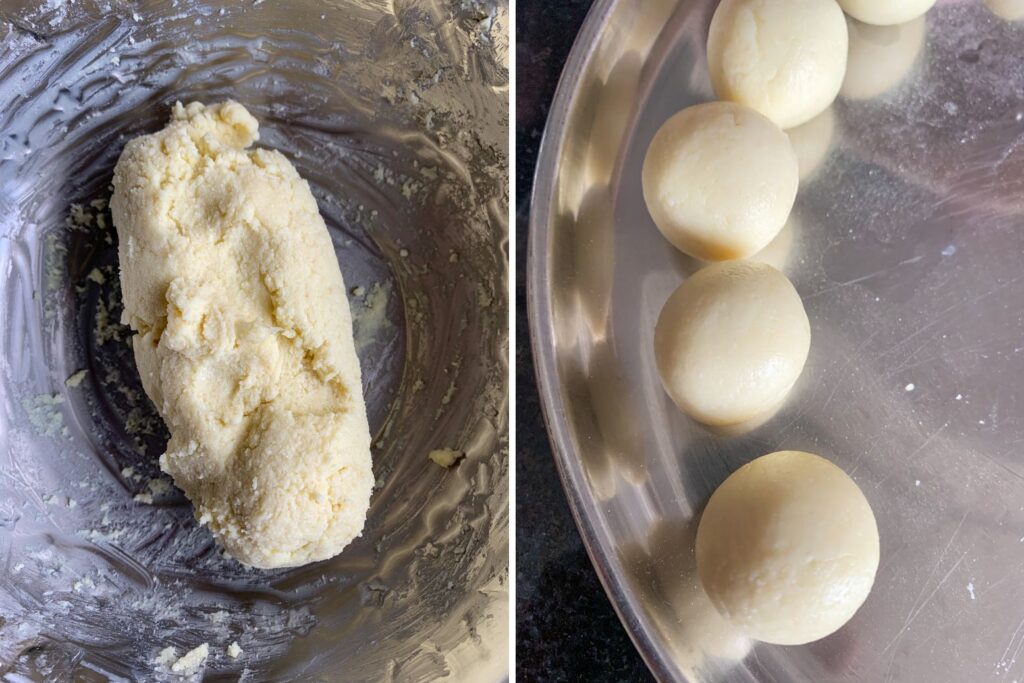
<box><xmin>515</xmin><ymin>1</ymin><xmax>653</xmax><ymax>681</ymax></box>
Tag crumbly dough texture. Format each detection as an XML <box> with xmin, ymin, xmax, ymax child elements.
<box><xmin>654</xmin><ymin>261</ymin><xmax>810</xmax><ymax>426</ymax></box>
<box><xmin>837</xmin><ymin>0</ymin><xmax>936</xmax><ymax>25</ymax></box>
<box><xmin>642</xmin><ymin>102</ymin><xmax>798</xmax><ymax>261</ymax></box>
<box><xmin>707</xmin><ymin>0</ymin><xmax>848</xmax><ymax>129</ymax></box>
<box><xmin>111</xmin><ymin>101</ymin><xmax>373</xmax><ymax>569</ymax></box>
<box><xmin>696</xmin><ymin>451</ymin><xmax>880</xmax><ymax>645</ymax></box>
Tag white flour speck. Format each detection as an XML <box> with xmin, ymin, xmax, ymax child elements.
<box><xmin>967</xmin><ymin>582</ymin><xmax>976</xmax><ymax>600</ymax></box>
<box><xmin>905</xmin><ymin>383</ymin><xmax>915</xmax><ymax>392</ymax></box>
<box><xmin>915</xmin><ymin>480</ymin><xmax>921</xmax><ymax>486</ymax></box>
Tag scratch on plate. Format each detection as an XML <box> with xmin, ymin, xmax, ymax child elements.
<box><xmin>882</xmin><ymin>511</ymin><xmax>970</xmax><ymax>657</ymax></box>
<box><xmin>883</xmin><ymin>551</ymin><xmax>968</xmax><ymax>683</ymax></box>
<box><xmin>805</xmin><ymin>256</ymin><xmax>925</xmax><ymax>300</ymax></box>
<box><xmin>876</xmin><ymin>424</ymin><xmax>948</xmax><ymax>486</ymax></box>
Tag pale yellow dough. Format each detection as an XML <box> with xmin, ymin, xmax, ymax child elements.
<box><xmin>642</xmin><ymin>102</ymin><xmax>798</xmax><ymax>261</ymax></box>
<box><xmin>111</xmin><ymin>101</ymin><xmax>373</xmax><ymax>569</ymax></box>
<box><xmin>696</xmin><ymin>451</ymin><xmax>879</xmax><ymax>645</ymax></box>
<box><xmin>707</xmin><ymin>0</ymin><xmax>848</xmax><ymax>129</ymax></box>
<box><xmin>654</xmin><ymin>262</ymin><xmax>810</xmax><ymax>426</ymax></box>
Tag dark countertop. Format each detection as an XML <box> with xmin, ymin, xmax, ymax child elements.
<box><xmin>515</xmin><ymin>2</ymin><xmax>653</xmax><ymax>681</ymax></box>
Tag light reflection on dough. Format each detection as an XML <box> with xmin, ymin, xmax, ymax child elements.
<box><xmin>573</xmin><ymin>185</ymin><xmax>615</xmax><ymax>339</ymax></box>
<box><xmin>841</xmin><ymin>15</ymin><xmax>927</xmax><ymax>101</ymax></box>
<box><xmin>702</xmin><ymin>403</ymin><xmax>781</xmax><ymax>437</ymax></box>
<box><xmin>985</xmin><ymin>0</ymin><xmax>1024</xmax><ymax>20</ymax></box>
<box><xmin>586</xmin><ymin>53</ymin><xmax>642</xmax><ymax>188</ymax></box>
<box><xmin>587</xmin><ymin>340</ymin><xmax>649</xmax><ymax>488</ymax></box>
<box><xmin>625</xmin><ymin>0</ymin><xmax>679</xmax><ymax>61</ymax></box>
<box><xmin>562</xmin><ymin>357</ymin><xmax>618</xmax><ymax>502</ymax></box>
<box><xmin>617</xmin><ymin>519</ymin><xmax>751</xmax><ymax>680</ymax></box>
<box><xmin>786</xmin><ymin>107</ymin><xmax>836</xmax><ymax>181</ymax></box>
<box><xmin>747</xmin><ymin>215</ymin><xmax>799</xmax><ymax>273</ymax></box>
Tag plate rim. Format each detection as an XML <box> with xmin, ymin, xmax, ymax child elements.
<box><xmin>526</xmin><ymin>1</ymin><xmax>683</xmax><ymax>680</ymax></box>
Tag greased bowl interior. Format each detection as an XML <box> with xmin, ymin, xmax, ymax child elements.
<box><xmin>0</xmin><ymin>1</ymin><xmax>508</xmax><ymax>680</ymax></box>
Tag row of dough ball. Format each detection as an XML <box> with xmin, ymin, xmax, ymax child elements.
<box><xmin>643</xmin><ymin>0</ymin><xmax>925</xmax><ymax>648</ymax></box>
<box><xmin>644</xmin><ymin>16</ymin><xmax>930</xmax><ymax>266</ymax></box>
<box><xmin>679</xmin><ymin>1</ymin><xmax>1020</xmax><ymax>648</ymax></box>
<box><xmin>645</xmin><ymin>0</ymin><xmax>939</xmax><ymax>269</ymax></box>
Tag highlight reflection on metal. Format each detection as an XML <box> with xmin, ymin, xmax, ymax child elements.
<box><xmin>0</xmin><ymin>0</ymin><xmax>508</xmax><ymax>680</ymax></box>
<box><xmin>529</xmin><ymin>1</ymin><xmax>1024</xmax><ymax>680</ymax></box>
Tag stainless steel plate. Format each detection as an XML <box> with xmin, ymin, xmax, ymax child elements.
<box><xmin>529</xmin><ymin>1</ymin><xmax>1024</xmax><ymax>681</ymax></box>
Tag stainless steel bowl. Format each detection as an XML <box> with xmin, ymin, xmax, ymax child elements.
<box><xmin>529</xmin><ymin>1</ymin><xmax>1024</xmax><ymax>680</ymax></box>
<box><xmin>0</xmin><ymin>1</ymin><xmax>508</xmax><ymax>680</ymax></box>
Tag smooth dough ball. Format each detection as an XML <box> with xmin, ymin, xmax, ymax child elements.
<box><xmin>642</xmin><ymin>102</ymin><xmax>798</xmax><ymax>261</ymax></box>
<box><xmin>707</xmin><ymin>0</ymin><xmax>848</xmax><ymax>129</ymax></box>
<box><xmin>654</xmin><ymin>261</ymin><xmax>810</xmax><ymax>426</ymax></box>
<box><xmin>696</xmin><ymin>451</ymin><xmax>880</xmax><ymax>645</ymax></box>
<box><xmin>841</xmin><ymin>15</ymin><xmax>926</xmax><ymax>100</ymax></box>
<box><xmin>837</xmin><ymin>0</ymin><xmax>936</xmax><ymax>25</ymax></box>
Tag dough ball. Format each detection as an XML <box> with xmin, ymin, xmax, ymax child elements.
<box><xmin>985</xmin><ymin>0</ymin><xmax>1024</xmax><ymax>21</ymax></box>
<box><xmin>642</xmin><ymin>102</ymin><xmax>798</xmax><ymax>261</ymax></box>
<box><xmin>837</xmin><ymin>0</ymin><xmax>935</xmax><ymax>25</ymax></box>
<box><xmin>707</xmin><ymin>0</ymin><xmax>848</xmax><ymax>129</ymax></box>
<box><xmin>841</xmin><ymin>15</ymin><xmax>926</xmax><ymax>100</ymax></box>
<box><xmin>696</xmin><ymin>451</ymin><xmax>879</xmax><ymax>645</ymax></box>
<box><xmin>654</xmin><ymin>261</ymin><xmax>809</xmax><ymax>426</ymax></box>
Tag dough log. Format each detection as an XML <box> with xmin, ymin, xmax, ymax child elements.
<box><xmin>111</xmin><ymin>101</ymin><xmax>374</xmax><ymax>569</ymax></box>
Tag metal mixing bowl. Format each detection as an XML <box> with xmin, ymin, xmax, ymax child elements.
<box><xmin>0</xmin><ymin>0</ymin><xmax>508</xmax><ymax>680</ymax></box>
<box><xmin>529</xmin><ymin>1</ymin><xmax>1024</xmax><ymax>681</ymax></box>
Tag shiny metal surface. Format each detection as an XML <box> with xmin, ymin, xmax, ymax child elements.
<box><xmin>528</xmin><ymin>1</ymin><xmax>1024</xmax><ymax>681</ymax></box>
<box><xmin>0</xmin><ymin>0</ymin><xmax>508</xmax><ymax>680</ymax></box>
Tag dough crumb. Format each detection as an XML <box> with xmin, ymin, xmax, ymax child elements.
<box><xmin>147</xmin><ymin>478</ymin><xmax>173</xmax><ymax>496</ymax></box>
<box><xmin>169</xmin><ymin>643</ymin><xmax>209</xmax><ymax>675</ymax></box>
<box><xmin>22</xmin><ymin>393</ymin><xmax>66</xmax><ymax>438</ymax></box>
<box><xmin>65</xmin><ymin>369</ymin><xmax>88</xmax><ymax>388</ymax></box>
<box><xmin>227</xmin><ymin>641</ymin><xmax>243</xmax><ymax>658</ymax></box>
<box><xmin>170</xmin><ymin>643</ymin><xmax>209</xmax><ymax>674</ymax></box>
<box><xmin>154</xmin><ymin>646</ymin><xmax>177</xmax><ymax>667</ymax></box>
<box><xmin>134</xmin><ymin>493</ymin><xmax>154</xmax><ymax>504</ymax></box>
<box><xmin>429</xmin><ymin>448</ymin><xmax>464</xmax><ymax>468</ymax></box>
